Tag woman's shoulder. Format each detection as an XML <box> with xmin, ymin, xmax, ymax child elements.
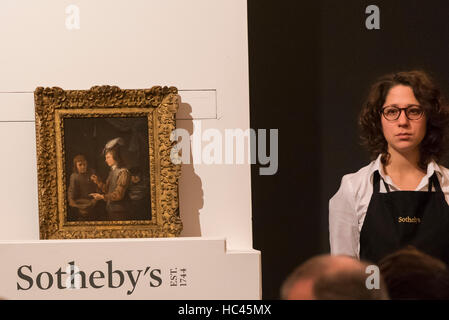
<box><xmin>435</xmin><ymin>162</ymin><xmax>449</xmax><ymax>181</ymax></box>
<box><xmin>330</xmin><ymin>160</ymin><xmax>376</xmax><ymax>212</ymax></box>
<box><xmin>339</xmin><ymin>160</ymin><xmax>376</xmax><ymax>188</ymax></box>
<box><xmin>330</xmin><ymin>160</ymin><xmax>377</xmax><ymax>205</ymax></box>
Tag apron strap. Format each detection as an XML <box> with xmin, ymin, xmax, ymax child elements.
<box><xmin>382</xmin><ymin>178</ymin><xmax>391</xmax><ymax>193</ymax></box>
<box><xmin>373</xmin><ymin>170</ymin><xmax>390</xmax><ymax>193</ymax></box>
<box><xmin>373</xmin><ymin>170</ymin><xmax>380</xmax><ymax>193</ymax></box>
<box><xmin>429</xmin><ymin>172</ymin><xmax>442</xmax><ymax>192</ymax></box>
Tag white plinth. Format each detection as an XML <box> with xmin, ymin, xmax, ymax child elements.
<box><xmin>0</xmin><ymin>238</ymin><xmax>261</xmax><ymax>300</ymax></box>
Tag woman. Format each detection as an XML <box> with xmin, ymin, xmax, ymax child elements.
<box><xmin>90</xmin><ymin>142</ymin><xmax>131</xmax><ymax>220</ymax></box>
<box><xmin>329</xmin><ymin>70</ymin><xmax>449</xmax><ymax>264</ymax></box>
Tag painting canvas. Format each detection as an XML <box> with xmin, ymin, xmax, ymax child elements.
<box><xmin>64</xmin><ymin>116</ymin><xmax>151</xmax><ymax>222</ymax></box>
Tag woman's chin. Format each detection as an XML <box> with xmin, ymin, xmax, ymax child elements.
<box><xmin>391</xmin><ymin>143</ymin><xmax>419</xmax><ymax>155</ymax></box>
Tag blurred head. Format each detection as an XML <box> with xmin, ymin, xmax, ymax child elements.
<box><xmin>281</xmin><ymin>255</ymin><xmax>389</xmax><ymax>300</ymax></box>
<box><xmin>73</xmin><ymin>154</ymin><xmax>88</xmax><ymax>174</ymax></box>
<box><xmin>379</xmin><ymin>246</ymin><xmax>449</xmax><ymax>300</ymax></box>
<box><xmin>130</xmin><ymin>167</ymin><xmax>142</xmax><ymax>184</ymax></box>
<box><xmin>359</xmin><ymin>70</ymin><xmax>449</xmax><ymax>169</ymax></box>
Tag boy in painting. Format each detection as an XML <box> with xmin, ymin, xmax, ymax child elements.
<box><xmin>67</xmin><ymin>154</ymin><xmax>99</xmax><ymax>220</ymax></box>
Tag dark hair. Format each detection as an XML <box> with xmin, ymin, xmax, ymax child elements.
<box><xmin>129</xmin><ymin>167</ymin><xmax>141</xmax><ymax>176</ymax></box>
<box><xmin>359</xmin><ymin>70</ymin><xmax>449</xmax><ymax>169</ymax></box>
<box><xmin>72</xmin><ymin>154</ymin><xmax>87</xmax><ymax>173</ymax></box>
<box><xmin>378</xmin><ymin>246</ymin><xmax>449</xmax><ymax>300</ymax></box>
<box><xmin>105</xmin><ymin>147</ymin><xmax>125</xmax><ymax>168</ymax></box>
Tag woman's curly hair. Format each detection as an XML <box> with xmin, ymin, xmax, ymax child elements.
<box><xmin>359</xmin><ymin>70</ymin><xmax>449</xmax><ymax>169</ymax></box>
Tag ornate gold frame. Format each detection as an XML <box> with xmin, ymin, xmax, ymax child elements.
<box><xmin>34</xmin><ymin>85</ymin><xmax>182</xmax><ymax>239</ymax></box>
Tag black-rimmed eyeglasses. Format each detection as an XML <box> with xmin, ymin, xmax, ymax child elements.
<box><xmin>380</xmin><ymin>105</ymin><xmax>425</xmax><ymax>121</ymax></box>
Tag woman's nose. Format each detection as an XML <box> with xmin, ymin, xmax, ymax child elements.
<box><xmin>397</xmin><ymin>110</ymin><xmax>410</xmax><ymax>125</ymax></box>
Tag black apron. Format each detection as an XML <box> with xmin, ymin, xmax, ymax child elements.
<box><xmin>360</xmin><ymin>170</ymin><xmax>449</xmax><ymax>264</ymax></box>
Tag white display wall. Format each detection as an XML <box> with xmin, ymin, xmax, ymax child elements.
<box><xmin>0</xmin><ymin>0</ymin><xmax>260</xmax><ymax>299</ymax></box>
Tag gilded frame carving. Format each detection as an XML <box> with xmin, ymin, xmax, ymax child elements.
<box><xmin>34</xmin><ymin>85</ymin><xmax>182</xmax><ymax>239</ymax></box>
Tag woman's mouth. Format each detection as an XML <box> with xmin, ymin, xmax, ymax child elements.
<box><xmin>396</xmin><ymin>133</ymin><xmax>412</xmax><ymax>139</ymax></box>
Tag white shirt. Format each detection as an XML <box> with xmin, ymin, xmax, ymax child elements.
<box><xmin>329</xmin><ymin>154</ymin><xmax>449</xmax><ymax>259</ymax></box>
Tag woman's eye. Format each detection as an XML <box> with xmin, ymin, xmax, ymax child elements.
<box><xmin>385</xmin><ymin>109</ymin><xmax>398</xmax><ymax>116</ymax></box>
<box><xmin>408</xmin><ymin>108</ymin><xmax>421</xmax><ymax>115</ymax></box>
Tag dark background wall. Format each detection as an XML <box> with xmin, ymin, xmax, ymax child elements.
<box><xmin>248</xmin><ymin>0</ymin><xmax>449</xmax><ymax>299</ymax></box>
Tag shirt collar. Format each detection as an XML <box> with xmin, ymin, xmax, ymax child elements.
<box><xmin>369</xmin><ymin>154</ymin><xmax>444</xmax><ymax>187</ymax></box>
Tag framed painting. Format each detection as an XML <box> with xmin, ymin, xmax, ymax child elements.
<box><xmin>34</xmin><ymin>85</ymin><xmax>182</xmax><ymax>239</ymax></box>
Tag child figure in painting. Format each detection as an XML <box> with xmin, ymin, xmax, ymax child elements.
<box><xmin>67</xmin><ymin>154</ymin><xmax>99</xmax><ymax>220</ymax></box>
